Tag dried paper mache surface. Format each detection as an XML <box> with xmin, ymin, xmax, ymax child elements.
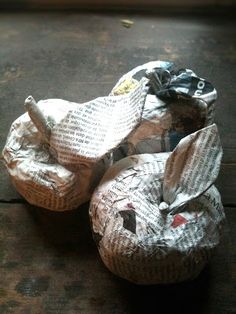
<box><xmin>89</xmin><ymin>124</ymin><xmax>225</xmax><ymax>284</ymax></box>
<box><xmin>111</xmin><ymin>61</ymin><xmax>217</xmax><ymax>159</ymax></box>
<box><xmin>2</xmin><ymin>78</ymin><xmax>147</xmax><ymax>211</ymax></box>
<box><xmin>2</xmin><ymin>61</ymin><xmax>217</xmax><ymax>211</ymax></box>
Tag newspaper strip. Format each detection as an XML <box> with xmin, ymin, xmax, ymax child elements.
<box><xmin>111</xmin><ymin>61</ymin><xmax>217</xmax><ymax>158</ymax></box>
<box><xmin>89</xmin><ymin>124</ymin><xmax>225</xmax><ymax>284</ymax></box>
<box><xmin>163</xmin><ymin>124</ymin><xmax>223</xmax><ymax>212</ymax></box>
<box><xmin>2</xmin><ymin>78</ymin><xmax>148</xmax><ymax>211</ymax></box>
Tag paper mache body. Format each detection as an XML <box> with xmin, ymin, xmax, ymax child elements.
<box><xmin>111</xmin><ymin>61</ymin><xmax>217</xmax><ymax>158</ymax></box>
<box><xmin>2</xmin><ymin>78</ymin><xmax>146</xmax><ymax>211</ymax></box>
<box><xmin>89</xmin><ymin>125</ymin><xmax>225</xmax><ymax>284</ymax></box>
<box><xmin>2</xmin><ymin>61</ymin><xmax>219</xmax><ymax>215</ymax></box>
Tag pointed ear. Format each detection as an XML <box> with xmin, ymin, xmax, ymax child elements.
<box><xmin>24</xmin><ymin>96</ymin><xmax>51</xmax><ymax>143</ymax></box>
<box><xmin>163</xmin><ymin>124</ymin><xmax>222</xmax><ymax>212</ymax></box>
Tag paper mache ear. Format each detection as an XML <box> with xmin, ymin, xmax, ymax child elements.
<box><xmin>162</xmin><ymin>124</ymin><xmax>222</xmax><ymax>213</ymax></box>
<box><xmin>24</xmin><ymin>95</ymin><xmax>56</xmax><ymax>144</ymax></box>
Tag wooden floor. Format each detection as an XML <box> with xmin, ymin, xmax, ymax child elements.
<box><xmin>0</xmin><ymin>12</ymin><xmax>235</xmax><ymax>314</ymax></box>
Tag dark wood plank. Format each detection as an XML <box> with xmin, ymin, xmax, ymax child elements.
<box><xmin>0</xmin><ymin>161</ymin><xmax>22</xmax><ymax>202</ymax></box>
<box><xmin>0</xmin><ymin>203</ymin><xmax>235</xmax><ymax>314</ymax></box>
<box><xmin>0</xmin><ymin>0</ymin><xmax>235</xmax><ymax>12</ymax></box>
<box><xmin>216</xmin><ymin>164</ymin><xmax>236</xmax><ymax>206</ymax></box>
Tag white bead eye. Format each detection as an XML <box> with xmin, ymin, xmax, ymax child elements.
<box><xmin>159</xmin><ymin>201</ymin><xmax>169</xmax><ymax>211</ymax></box>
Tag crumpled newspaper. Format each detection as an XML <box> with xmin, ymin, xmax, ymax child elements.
<box><xmin>2</xmin><ymin>60</ymin><xmax>217</xmax><ymax>212</ymax></box>
<box><xmin>111</xmin><ymin>61</ymin><xmax>217</xmax><ymax>157</ymax></box>
<box><xmin>2</xmin><ymin>79</ymin><xmax>147</xmax><ymax>211</ymax></box>
<box><xmin>89</xmin><ymin>124</ymin><xmax>225</xmax><ymax>284</ymax></box>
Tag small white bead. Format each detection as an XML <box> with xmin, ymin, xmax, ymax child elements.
<box><xmin>159</xmin><ymin>202</ymin><xmax>169</xmax><ymax>211</ymax></box>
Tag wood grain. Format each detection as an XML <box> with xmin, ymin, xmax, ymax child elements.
<box><xmin>0</xmin><ymin>203</ymin><xmax>235</xmax><ymax>314</ymax></box>
<box><xmin>0</xmin><ymin>0</ymin><xmax>235</xmax><ymax>11</ymax></box>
